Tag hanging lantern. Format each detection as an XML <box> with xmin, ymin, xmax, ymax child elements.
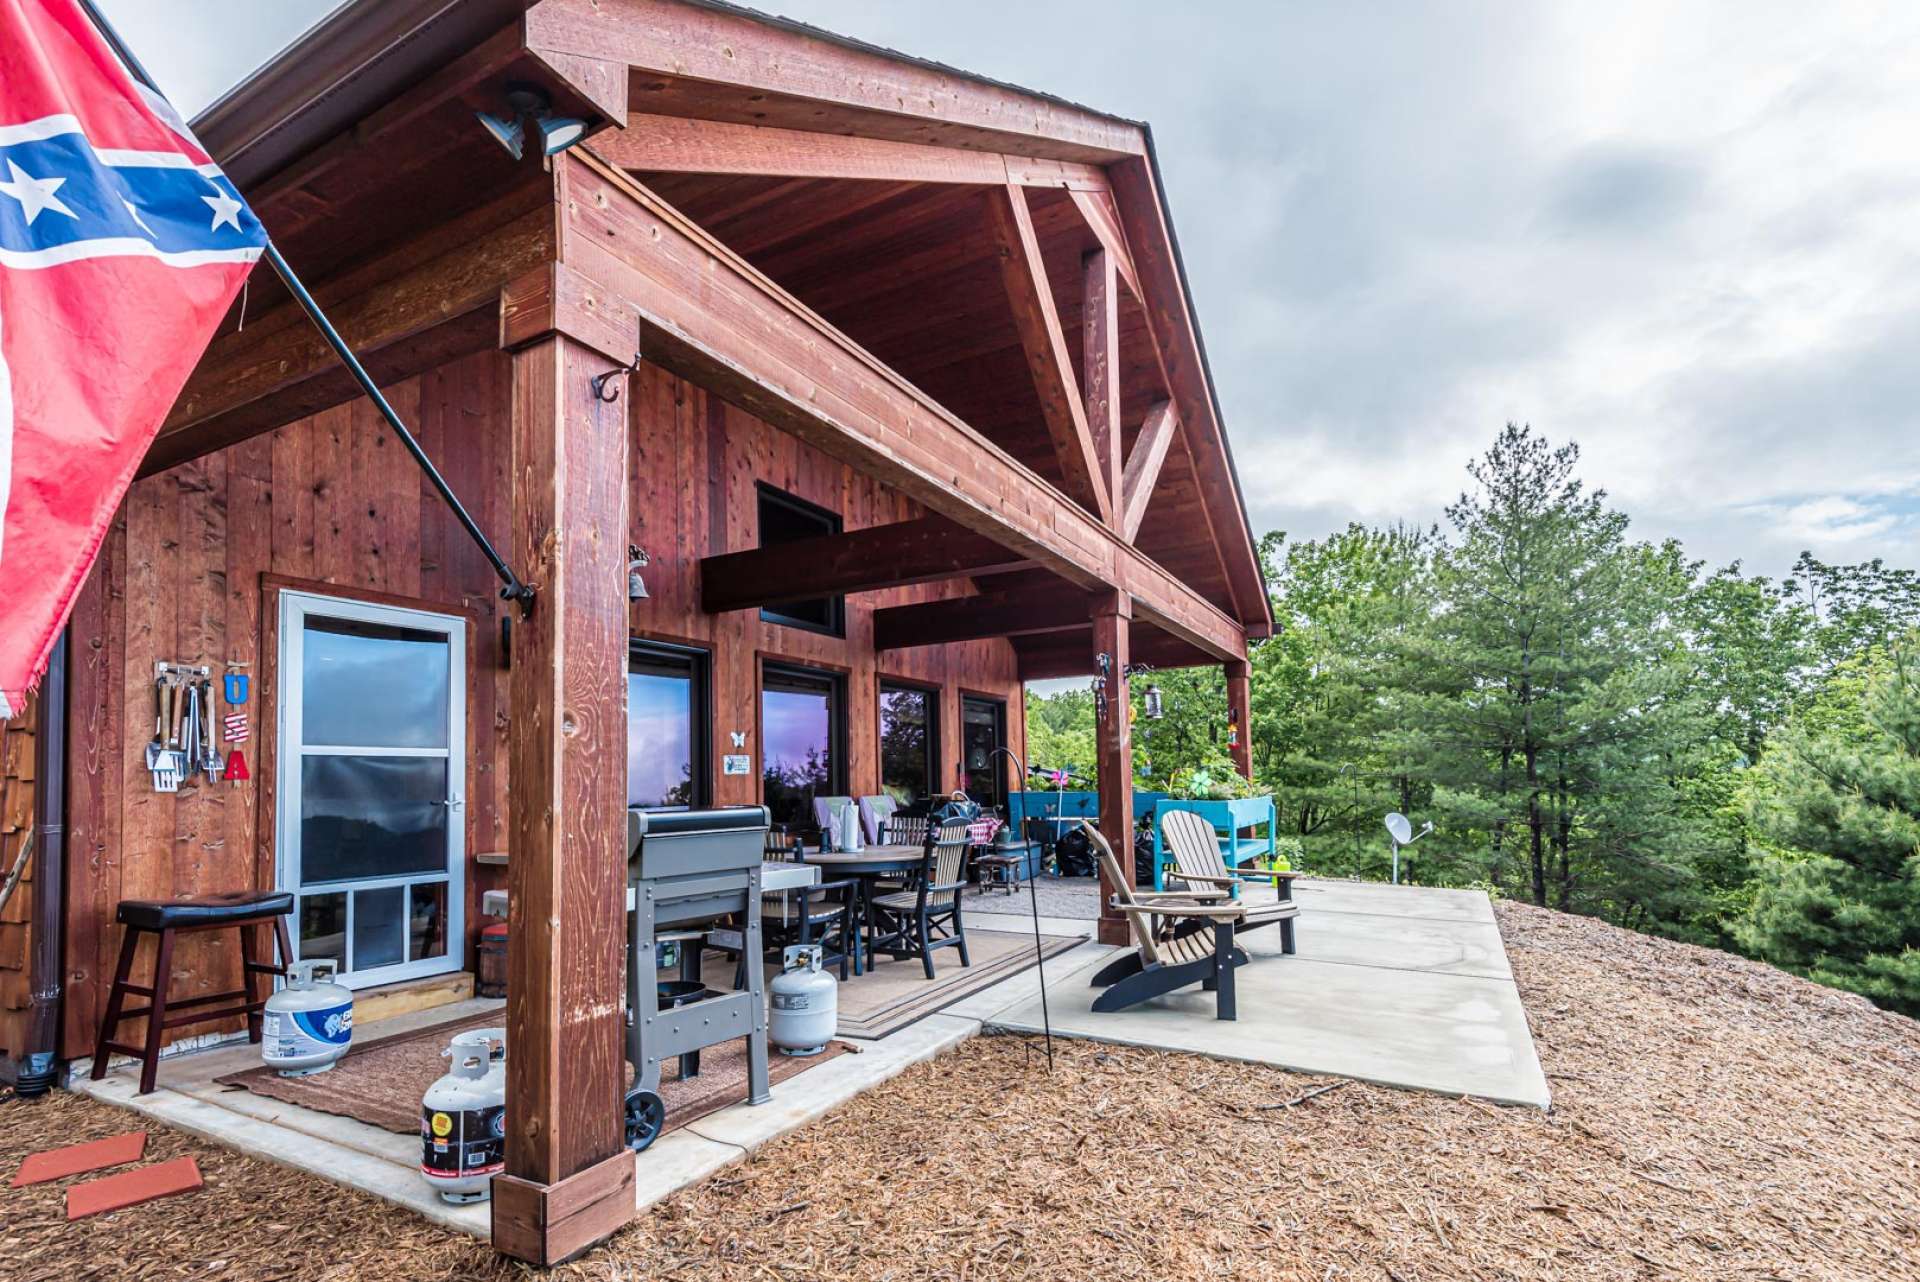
<box><xmin>1143</xmin><ymin>684</ymin><xmax>1165</xmax><ymax>720</ymax></box>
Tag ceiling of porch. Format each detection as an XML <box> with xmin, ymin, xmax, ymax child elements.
<box><xmin>631</xmin><ymin>170</ymin><xmax>1240</xmax><ymax>622</ymax></box>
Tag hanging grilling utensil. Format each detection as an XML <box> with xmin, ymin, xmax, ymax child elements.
<box><xmin>183</xmin><ymin>676</ymin><xmax>199</xmax><ymax>777</ymax></box>
<box><xmin>204</xmin><ymin>677</ymin><xmax>225</xmax><ymax>782</ymax></box>
<box><xmin>155</xmin><ymin>675</ymin><xmax>187</xmax><ymax>792</ymax></box>
<box><xmin>144</xmin><ymin>674</ymin><xmax>167</xmax><ymax>780</ymax></box>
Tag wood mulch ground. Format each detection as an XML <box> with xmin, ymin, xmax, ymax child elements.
<box><xmin>4</xmin><ymin>901</ymin><xmax>1917</xmax><ymax>1281</ymax></box>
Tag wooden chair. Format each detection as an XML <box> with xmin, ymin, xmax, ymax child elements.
<box><xmin>1082</xmin><ymin>823</ymin><xmax>1281</xmax><ymax>1021</ymax></box>
<box><xmin>1159</xmin><ymin>809</ymin><xmax>1300</xmax><ymax>954</ymax></box>
<box><xmin>865</xmin><ymin>820</ymin><xmax>972</xmax><ymax>979</ymax></box>
<box><xmin>881</xmin><ymin>814</ymin><xmax>931</xmax><ymax>848</ymax></box>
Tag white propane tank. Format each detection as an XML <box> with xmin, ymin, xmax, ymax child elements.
<box><xmin>769</xmin><ymin>945</ymin><xmax>837</xmax><ymax>1056</ymax></box>
<box><xmin>420</xmin><ymin>1027</ymin><xmax>507</xmax><ymax>1204</ymax></box>
<box><xmin>261</xmin><ymin>960</ymin><xmax>353</xmax><ymax>1076</ymax></box>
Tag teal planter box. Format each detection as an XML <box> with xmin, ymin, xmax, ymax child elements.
<box><xmin>1150</xmin><ymin>795</ymin><xmax>1278</xmax><ymax>890</ymax></box>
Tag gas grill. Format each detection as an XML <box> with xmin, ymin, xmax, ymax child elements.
<box><xmin>623</xmin><ymin>805</ymin><xmax>772</xmax><ymax>1151</ymax></box>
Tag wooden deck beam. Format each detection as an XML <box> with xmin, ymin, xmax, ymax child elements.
<box><xmin>525</xmin><ymin>0</ymin><xmax>1147</xmax><ymax>163</ymax></box>
<box><xmin>1083</xmin><ymin>246</ymin><xmax>1122</xmax><ymax>516</ymax></box>
<box><xmin>542</xmin><ymin>153</ymin><xmax>1248</xmax><ymax>661</ymax></box>
<box><xmin>986</xmin><ymin>184</ymin><xmax>1112</xmax><ymax>524</ymax></box>
<box><xmin>872</xmin><ymin>588</ymin><xmax>1088</xmax><ymax>651</ymax></box>
<box><xmin>696</xmin><ymin>516</ymin><xmax>1035</xmax><ymax>614</ymax></box>
<box><xmin>1119</xmin><ymin>399</ymin><xmax>1179</xmax><ymax>543</ymax></box>
<box><xmin>601</xmin><ymin>114</ymin><xmax>1110</xmax><ymax>190</ymax></box>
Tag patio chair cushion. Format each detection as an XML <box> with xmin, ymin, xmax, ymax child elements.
<box><xmin>858</xmin><ymin>794</ymin><xmax>897</xmax><ymax>844</ymax></box>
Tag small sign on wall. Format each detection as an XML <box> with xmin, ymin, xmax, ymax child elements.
<box><xmin>723</xmin><ymin>754</ymin><xmax>751</xmax><ymax>776</ymax></box>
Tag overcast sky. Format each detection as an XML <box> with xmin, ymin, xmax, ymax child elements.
<box><xmin>104</xmin><ymin>0</ymin><xmax>1920</xmax><ymax>579</ymax></box>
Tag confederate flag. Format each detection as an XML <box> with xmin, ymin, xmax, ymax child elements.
<box><xmin>0</xmin><ymin>0</ymin><xmax>265</xmax><ymax>715</ymax></box>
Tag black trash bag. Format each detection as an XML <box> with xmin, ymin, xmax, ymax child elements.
<box><xmin>1054</xmin><ymin>825</ymin><xmax>1095</xmax><ymax>878</ymax></box>
<box><xmin>1133</xmin><ymin>827</ymin><xmax>1158</xmax><ymax>886</ymax></box>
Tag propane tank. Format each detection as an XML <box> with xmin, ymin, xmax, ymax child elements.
<box><xmin>420</xmin><ymin>1027</ymin><xmax>506</xmax><ymax>1204</ymax></box>
<box><xmin>261</xmin><ymin>960</ymin><xmax>353</xmax><ymax>1076</ymax></box>
<box><xmin>768</xmin><ymin>945</ymin><xmax>837</xmax><ymax>1056</ymax></box>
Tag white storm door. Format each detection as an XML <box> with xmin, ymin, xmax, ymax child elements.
<box><xmin>276</xmin><ymin>591</ymin><xmax>466</xmax><ymax>989</ymax></box>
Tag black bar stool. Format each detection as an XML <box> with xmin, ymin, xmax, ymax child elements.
<box><xmin>91</xmin><ymin>890</ymin><xmax>295</xmax><ymax>1094</ymax></box>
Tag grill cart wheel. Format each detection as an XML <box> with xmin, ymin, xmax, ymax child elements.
<box><xmin>624</xmin><ymin>1088</ymin><xmax>665</xmax><ymax>1152</ymax></box>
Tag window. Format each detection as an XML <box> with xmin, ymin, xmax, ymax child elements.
<box><xmin>962</xmin><ymin>695</ymin><xmax>1008</xmax><ymax>810</ymax></box>
<box><xmin>629</xmin><ymin>641</ymin><xmax>710</xmax><ymax>809</ymax></box>
<box><xmin>757</xmin><ymin>485</ymin><xmax>844</xmax><ymax>635</ymax></box>
<box><xmin>878</xmin><ymin>682</ymin><xmax>938</xmax><ymax>807</ymax></box>
<box><xmin>762</xmin><ymin>664</ymin><xmax>846</xmax><ymax>831</ymax></box>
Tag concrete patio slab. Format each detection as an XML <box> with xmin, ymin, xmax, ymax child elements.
<box><xmin>68</xmin><ymin>927</ymin><xmax>1075</xmax><ymax>1235</ymax></box>
<box><xmin>986</xmin><ymin>882</ymin><xmax>1550</xmax><ymax>1109</ymax></box>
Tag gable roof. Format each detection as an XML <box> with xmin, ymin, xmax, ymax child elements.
<box><xmin>192</xmin><ymin>0</ymin><xmax>1271</xmax><ymax>635</ymax></box>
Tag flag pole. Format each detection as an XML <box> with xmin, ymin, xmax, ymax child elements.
<box><xmin>75</xmin><ymin>0</ymin><xmax>536</xmax><ymax>613</ymax></box>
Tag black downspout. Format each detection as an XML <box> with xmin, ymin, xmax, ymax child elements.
<box><xmin>16</xmin><ymin>629</ymin><xmax>67</xmax><ymax>1097</ymax></box>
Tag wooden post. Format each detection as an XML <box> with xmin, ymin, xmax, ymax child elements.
<box><xmin>1225</xmin><ymin>659</ymin><xmax>1252</xmax><ymax>781</ymax></box>
<box><xmin>1082</xmin><ymin>246</ymin><xmax>1121</xmax><ymax>517</ymax></box>
<box><xmin>493</xmin><ymin>335</ymin><xmax>636</xmax><ymax>1266</ymax></box>
<box><xmin>1092</xmin><ymin>590</ymin><xmax>1134</xmax><ymax>948</ymax></box>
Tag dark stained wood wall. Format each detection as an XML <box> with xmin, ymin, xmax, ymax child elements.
<box><xmin>60</xmin><ymin>349</ymin><xmax>1023</xmax><ymax>1057</ymax></box>
<box><xmin>0</xmin><ymin>693</ymin><xmax>38</xmax><ymax>1062</ymax></box>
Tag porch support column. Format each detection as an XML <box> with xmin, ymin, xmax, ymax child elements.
<box><xmin>1225</xmin><ymin>659</ymin><xmax>1253</xmax><ymax>781</ymax></box>
<box><xmin>1092</xmin><ymin>590</ymin><xmax>1134</xmax><ymax>948</ymax></box>
<box><xmin>493</xmin><ymin>334</ymin><xmax>635</xmax><ymax>1265</ymax></box>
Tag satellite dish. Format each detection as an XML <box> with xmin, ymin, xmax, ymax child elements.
<box><xmin>1384</xmin><ymin>812</ymin><xmax>1413</xmax><ymax>845</ymax></box>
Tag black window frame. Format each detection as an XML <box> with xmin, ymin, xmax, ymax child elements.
<box><xmin>756</xmin><ymin>484</ymin><xmax>845</xmax><ymax>637</ymax></box>
<box><xmin>961</xmin><ymin>694</ymin><xmax>1009</xmax><ymax>810</ymax></box>
<box><xmin>627</xmin><ymin>638</ymin><xmax>712</xmax><ymax>810</ymax></box>
<box><xmin>760</xmin><ymin>662</ymin><xmax>849</xmax><ymax>833</ymax></box>
<box><xmin>877</xmin><ymin>679</ymin><xmax>941</xmax><ymax>808</ymax></box>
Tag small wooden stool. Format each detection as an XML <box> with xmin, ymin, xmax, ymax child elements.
<box><xmin>91</xmin><ymin>891</ymin><xmax>295</xmax><ymax>1095</ymax></box>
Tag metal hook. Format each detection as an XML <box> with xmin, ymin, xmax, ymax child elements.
<box><xmin>591</xmin><ymin>311</ymin><xmax>644</xmax><ymax>402</ymax></box>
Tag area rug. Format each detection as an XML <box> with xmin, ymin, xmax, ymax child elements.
<box><xmin>820</xmin><ymin>930</ymin><xmax>1083</xmax><ymax>1039</ymax></box>
<box><xmin>215</xmin><ymin>1010</ymin><xmax>852</xmax><ymax>1138</ymax></box>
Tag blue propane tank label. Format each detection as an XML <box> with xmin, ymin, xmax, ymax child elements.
<box><xmin>263</xmin><ymin>1001</ymin><xmax>352</xmax><ymax>1062</ymax></box>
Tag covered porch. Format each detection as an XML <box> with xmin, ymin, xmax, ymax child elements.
<box><xmin>43</xmin><ymin>0</ymin><xmax>1273</xmax><ymax>1266</ymax></box>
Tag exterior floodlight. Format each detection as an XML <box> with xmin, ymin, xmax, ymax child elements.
<box><xmin>1383</xmin><ymin>811</ymin><xmax>1432</xmax><ymax>885</ymax></box>
<box><xmin>538</xmin><ymin>115</ymin><xmax>589</xmax><ymax>155</ymax></box>
<box><xmin>477</xmin><ymin>83</ymin><xmax>588</xmax><ymax>161</ymax></box>
<box><xmin>1142</xmin><ymin>683</ymin><xmax>1164</xmax><ymax>720</ymax></box>
<box><xmin>474</xmin><ymin>109</ymin><xmax>525</xmax><ymax>160</ymax></box>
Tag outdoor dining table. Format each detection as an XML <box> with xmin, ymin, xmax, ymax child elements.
<box><xmin>798</xmin><ymin>844</ymin><xmax>927</xmax><ymax>972</ymax></box>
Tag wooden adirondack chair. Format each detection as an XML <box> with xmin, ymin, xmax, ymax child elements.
<box><xmin>1082</xmin><ymin>823</ymin><xmax>1255</xmax><ymax>1020</ymax></box>
<box><xmin>1159</xmin><ymin>809</ymin><xmax>1301</xmax><ymax>955</ymax></box>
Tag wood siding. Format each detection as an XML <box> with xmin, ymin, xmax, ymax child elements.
<box><xmin>60</xmin><ymin>349</ymin><xmax>1022</xmax><ymax>1058</ymax></box>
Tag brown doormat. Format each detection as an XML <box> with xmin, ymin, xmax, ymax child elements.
<box><xmin>825</xmin><ymin>930</ymin><xmax>1084</xmax><ymax>1040</ymax></box>
<box><xmin>215</xmin><ymin>1010</ymin><xmax>852</xmax><ymax>1138</ymax></box>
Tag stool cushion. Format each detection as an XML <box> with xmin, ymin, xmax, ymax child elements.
<box><xmin>116</xmin><ymin>891</ymin><xmax>294</xmax><ymax>931</ymax></box>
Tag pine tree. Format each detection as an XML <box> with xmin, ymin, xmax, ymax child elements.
<box><xmin>1741</xmin><ymin>645</ymin><xmax>1920</xmax><ymax>1015</ymax></box>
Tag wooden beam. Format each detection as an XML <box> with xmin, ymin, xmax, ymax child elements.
<box><xmin>147</xmin><ymin>198</ymin><xmax>555</xmax><ymax>472</ymax></box>
<box><xmin>600</xmin><ymin>114</ymin><xmax>1110</xmax><ymax>190</ymax></box>
<box><xmin>1068</xmin><ymin>189</ymin><xmax>1141</xmax><ymax>299</ymax></box>
<box><xmin>1083</xmin><ymin>247</ymin><xmax>1122</xmax><ymax>514</ymax></box>
<box><xmin>496</xmin><ymin>334</ymin><xmax>633</xmax><ymax>1264</ymax></box>
<box><xmin>1014</xmin><ymin>627</ymin><xmax>1218</xmax><ymax>680</ymax></box>
<box><xmin>1225</xmin><ymin>659</ymin><xmax>1252</xmax><ymax>781</ymax></box>
<box><xmin>549</xmin><ymin>152</ymin><xmax>1247</xmax><ymax>661</ymax></box>
<box><xmin>1119</xmin><ymin>399</ymin><xmax>1179</xmax><ymax>543</ymax></box>
<box><xmin>873</xmin><ymin>588</ymin><xmax>1089</xmax><ymax>651</ymax></box>
<box><xmin>1091</xmin><ymin>590</ymin><xmax>1134</xmax><ymax>948</ymax></box>
<box><xmin>698</xmin><ymin>516</ymin><xmax>1035</xmax><ymax>614</ymax></box>
<box><xmin>985</xmin><ymin>185</ymin><xmax>1111</xmax><ymax>524</ymax></box>
<box><xmin>526</xmin><ymin>0</ymin><xmax>1147</xmax><ymax>163</ymax></box>
<box><xmin>1108</xmin><ymin>156</ymin><xmax>1271</xmax><ymax>632</ymax></box>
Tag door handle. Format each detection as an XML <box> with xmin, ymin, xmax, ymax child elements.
<box><xmin>439</xmin><ymin>799</ymin><xmax>466</xmax><ymax>810</ymax></box>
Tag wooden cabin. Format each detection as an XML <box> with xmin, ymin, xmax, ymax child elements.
<box><xmin>6</xmin><ymin>0</ymin><xmax>1270</xmax><ymax>1261</ymax></box>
